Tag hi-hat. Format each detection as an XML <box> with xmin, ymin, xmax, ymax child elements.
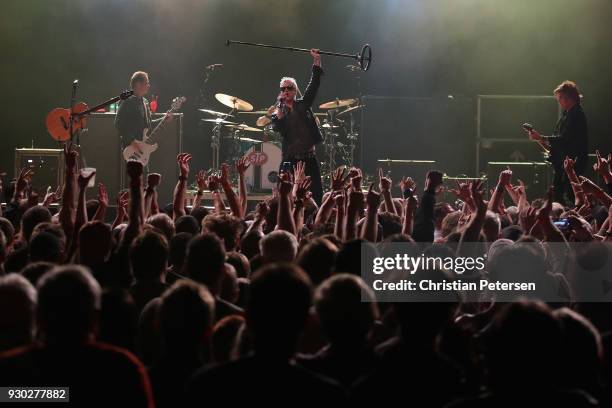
<box><xmin>215</xmin><ymin>93</ymin><xmax>254</xmax><ymax>111</ymax></box>
<box><xmin>226</xmin><ymin>123</ymin><xmax>263</xmax><ymax>132</ymax></box>
<box><xmin>338</xmin><ymin>104</ymin><xmax>365</xmax><ymax>117</ymax></box>
<box><xmin>199</xmin><ymin>108</ymin><xmax>233</xmax><ymax>117</ymax></box>
<box><xmin>319</xmin><ymin>98</ymin><xmax>357</xmax><ymax>109</ymax></box>
<box><xmin>201</xmin><ymin>118</ymin><xmax>237</xmax><ymax>125</ymax></box>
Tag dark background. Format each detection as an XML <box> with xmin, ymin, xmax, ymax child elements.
<box><xmin>2</xmin><ymin>0</ymin><xmax>611</xmax><ymax>188</ymax></box>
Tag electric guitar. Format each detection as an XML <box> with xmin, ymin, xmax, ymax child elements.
<box><xmin>122</xmin><ymin>96</ymin><xmax>186</xmax><ymax>165</ymax></box>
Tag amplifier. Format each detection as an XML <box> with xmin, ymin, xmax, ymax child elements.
<box><xmin>14</xmin><ymin>148</ymin><xmax>65</xmax><ymax>195</ymax></box>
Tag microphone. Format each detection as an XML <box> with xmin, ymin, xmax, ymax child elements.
<box><xmin>205</xmin><ymin>64</ymin><xmax>223</xmax><ymax>71</ymax></box>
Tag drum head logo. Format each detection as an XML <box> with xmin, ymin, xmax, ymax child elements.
<box><xmin>247</xmin><ymin>151</ymin><xmax>268</xmax><ymax>166</ymax></box>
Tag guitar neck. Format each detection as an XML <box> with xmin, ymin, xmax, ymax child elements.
<box><xmin>147</xmin><ymin>110</ymin><xmax>173</xmax><ymax>141</ymax></box>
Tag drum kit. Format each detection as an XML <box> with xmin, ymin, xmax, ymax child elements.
<box><xmin>197</xmin><ymin>38</ymin><xmax>374</xmax><ymax>190</ymax></box>
<box><xmin>198</xmin><ymin>91</ymin><xmax>365</xmax><ymax>190</ymax></box>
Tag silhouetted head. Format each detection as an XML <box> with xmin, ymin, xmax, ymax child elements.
<box><xmin>129</xmin><ymin>230</ymin><xmax>169</xmax><ymax>282</ymax></box>
<box><xmin>315</xmin><ymin>274</ymin><xmax>378</xmax><ymax>346</ymax></box>
<box><xmin>185</xmin><ymin>233</ymin><xmax>226</xmax><ymax>295</ymax></box>
<box><xmin>37</xmin><ymin>265</ymin><xmax>101</xmax><ymax>344</ymax></box>
<box><xmin>0</xmin><ymin>273</ymin><xmax>36</xmax><ymax>351</ymax></box>
<box><xmin>159</xmin><ymin>280</ymin><xmax>215</xmax><ymax>353</ymax></box>
<box><xmin>247</xmin><ymin>263</ymin><xmax>312</xmax><ymax>359</ymax></box>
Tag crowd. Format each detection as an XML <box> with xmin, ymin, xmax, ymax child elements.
<box><xmin>1</xmin><ymin>143</ymin><xmax>612</xmax><ymax>407</ymax></box>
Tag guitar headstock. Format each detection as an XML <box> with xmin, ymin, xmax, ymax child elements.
<box><xmin>120</xmin><ymin>90</ymin><xmax>134</xmax><ymax>100</ymax></box>
<box><xmin>171</xmin><ymin>96</ymin><xmax>187</xmax><ymax>112</ymax></box>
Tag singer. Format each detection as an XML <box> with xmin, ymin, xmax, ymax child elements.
<box><xmin>115</xmin><ymin>71</ymin><xmax>173</xmax><ymax>143</ymax></box>
<box><xmin>271</xmin><ymin>49</ymin><xmax>324</xmax><ymax>204</ymax></box>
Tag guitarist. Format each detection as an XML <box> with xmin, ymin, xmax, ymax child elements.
<box><xmin>525</xmin><ymin>80</ymin><xmax>588</xmax><ymax>204</ymax></box>
<box><xmin>115</xmin><ymin>71</ymin><xmax>173</xmax><ymax>143</ymax></box>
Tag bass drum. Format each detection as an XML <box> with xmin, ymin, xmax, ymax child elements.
<box><xmin>242</xmin><ymin>142</ymin><xmax>282</xmax><ymax>191</ymax></box>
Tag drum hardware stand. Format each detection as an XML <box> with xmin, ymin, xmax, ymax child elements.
<box><xmin>210</xmin><ymin>108</ymin><xmax>236</xmax><ymax>170</ymax></box>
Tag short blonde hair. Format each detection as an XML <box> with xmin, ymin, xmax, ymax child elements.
<box><xmin>279</xmin><ymin>77</ymin><xmax>302</xmax><ymax>97</ymax></box>
<box><xmin>130</xmin><ymin>71</ymin><xmax>149</xmax><ymax>88</ymax></box>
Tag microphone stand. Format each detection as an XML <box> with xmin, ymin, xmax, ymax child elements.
<box><xmin>69</xmin><ymin>79</ymin><xmax>78</xmax><ymax>145</ymax></box>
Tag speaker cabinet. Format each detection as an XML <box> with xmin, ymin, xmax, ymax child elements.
<box><xmin>14</xmin><ymin>148</ymin><xmax>64</xmax><ymax>195</ymax></box>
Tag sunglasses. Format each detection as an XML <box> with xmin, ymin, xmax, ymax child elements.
<box><xmin>280</xmin><ymin>86</ymin><xmax>295</xmax><ymax>92</ymax></box>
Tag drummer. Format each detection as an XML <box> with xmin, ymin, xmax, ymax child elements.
<box><xmin>270</xmin><ymin>49</ymin><xmax>324</xmax><ymax>204</ymax></box>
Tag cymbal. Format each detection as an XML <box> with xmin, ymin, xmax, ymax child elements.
<box><xmin>201</xmin><ymin>118</ymin><xmax>237</xmax><ymax>125</ymax></box>
<box><xmin>337</xmin><ymin>104</ymin><xmax>365</xmax><ymax>117</ymax></box>
<box><xmin>198</xmin><ymin>108</ymin><xmax>233</xmax><ymax>117</ymax></box>
<box><xmin>319</xmin><ymin>98</ymin><xmax>357</xmax><ymax>109</ymax></box>
<box><xmin>215</xmin><ymin>93</ymin><xmax>254</xmax><ymax>111</ymax></box>
<box><xmin>256</xmin><ymin>115</ymin><xmax>271</xmax><ymax>127</ymax></box>
<box><xmin>237</xmin><ymin>110</ymin><xmax>272</xmax><ymax>115</ymax></box>
<box><xmin>321</xmin><ymin>123</ymin><xmax>340</xmax><ymax>129</ymax></box>
<box><xmin>226</xmin><ymin>123</ymin><xmax>263</xmax><ymax>132</ymax></box>
<box><xmin>237</xmin><ymin>136</ymin><xmax>262</xmax><ymax>143</ymax></box>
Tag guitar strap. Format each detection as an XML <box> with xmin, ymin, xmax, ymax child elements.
<box><xmin>142</xmin><ymin>98</ymin><xmax>152</xmax><ymax>140</ymax></box>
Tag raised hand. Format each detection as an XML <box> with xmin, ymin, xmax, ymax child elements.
<box><xmin>593</xmin><ymin>150</ymin><xmax>612</xmax><ymax>182</ymax></box>
<box><xmin>207</xmin><ymin>174</ymin><xmax>221</xmax><ymax>192</ymax></box>
<box><xmin>469</xmin><ymin>179</ymin><xmax>486</xmax><ymax>214</ymax></box>
<box><xmin>331</xmin><ymin>166</ymin><xmax>347</xmax><ymax>191</ymax></box>
<box><xmin>498</xmin><ymin>167</ymin><xmax>512</xmax><ymax>186</ymax></box>
<box><xmin>15</xmin><ymin>168</ymin><xmax>33</xmax><ymax>193</ymax></box>
<box><xmin>176</xmin><ymin>153</ymin><xmax>192</xmax><ymax>178</ymax></box>
<box><xmin>196</xmin><ymin>169</ymin><xmax>208</xmax><ymax>191</ymax></box>
<box><xmin>349</xmin><ymin>167</ymin><xmax>363</xmax><ymax>192</ymax></box>
<box><xmin>147</xmin><ymin>173</ymin><xmax>162</xmax><ymax>188</ymax></box>
<box><xmin>97</xmin><ymin>183</ymin><xmax>109</xmax><ymax>207</ymax></box>
<box><xmin>310</xmin><ymin>48</ymin><xmax>321</xmax><ymax>66</ymax></box>
<box><xmin>236</xmin><ymin>156</ymin><xmax>251</xmax><ymax>175</ymax></box>
<box><xmin>366</xmin><ymin>183</ymin><xmax>381</xmax><ymax>209</ymax></box>
<box><xmin>573</xmin><ymin>176</ymin><xmax>601</xmax><ymax>196</ymax></box>
<box><xmin>220</xmin><ymin>163</ymin><xmax>231</xmax><ymax>186</ymax></box>
<box><xmin>449</xmin><ymin>180</ymin><xmax>471</xmax><ymax>202</ymax></box>
<box><xmin>378</xmin><ymin>168</ymin><xmax>392</xmax><ymax>192</ymax></box>
<box><xmin>127</xmin><ymin>160</ymin><xmax>143</xmax><ymax>181</ymax></box>
<box><xmin>399</xmin><ymin>176</ymin><xmax>416</xmax><ymax>194</ymax></box>
<box><xmin>77</xmin><ymin>169</ymin><xmax>96</xmax><ymax>189</ymax></box>
<box><xmin>116</xmin><ymin>191</ymin><xmax>129</xmax><ymax>218</ymax></box>
<box><xmin>536</xmin><ymin>186</ymin><xmax>554</xmax><ymax>221</ymax></box>
<box><xmin>293</xmin><ymin>161</ymin><xmax>306</xmax><ymax>185</ymax></box>
<box><xmin>295</xmin><ymin>176</ymin><xmax>311</xmax><ymax>201</ymax></box>
<box><xmin>563</xmin><ymin>156</ymin><xmax>576</xmax><ymax>174</ymax></box>
<box><xmin>42</xmin><ymin>186</ymin><xmax>61</xmax><ymax>207</ymax></box>
<box><xmin>63</xmin><ymin>142</ymin><xmax>79</xmax><ymax>172</ymax></box>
